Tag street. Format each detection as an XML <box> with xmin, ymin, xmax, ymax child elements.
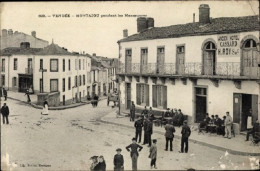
<box><xmin>1</xmin><ymin>99</ymin><xmax>259</xmax><ymax>170</ymax></box>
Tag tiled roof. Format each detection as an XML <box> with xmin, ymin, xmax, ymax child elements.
<box><xmin>118</xmin><ymin>15</ymin><xmax>259</xmax><ymax>43</ymax></box>
<box><xmin>36</xmin><ymin>43</ymin><xmax>74</xmax><ymax>55</ymax></box>
<box><xmin>0</xmin><ymin>47</ymin><xmax>42</xmax><ymax>56</ymax></box>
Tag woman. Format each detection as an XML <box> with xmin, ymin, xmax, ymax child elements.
<box><xmin>41</xmin><ymin>101</ymin><xmax>48</xmax><ymax>115</ymax></box>
<box><xmin>95</xmin><ymin>156</ymin><xmax>106</xmax><ymax>171</ymax></box>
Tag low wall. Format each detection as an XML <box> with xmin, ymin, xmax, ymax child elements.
<box><xmin>37</xmin><ymin>92</ymin><xmax>60</xmax><ymax>107</ymax></box>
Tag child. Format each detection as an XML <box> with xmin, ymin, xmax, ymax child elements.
<box><xmin>90</xmin><ymin>156</ymin><xmax>99</xmax><ymax>171</ymax></box>
<box><xmin>149</xmin><ymin>139</ymin><xmax>157</xmax><ymax>169</ymax></box>
<box><xmin>95</xmin><ymin>155</ymin><xmax>106</xmax><ymax>171</ymax></box>
<box><xmin>114</xmin><ymin>148</ymin><xmax>124</xmax><ymax>171</ymax></box>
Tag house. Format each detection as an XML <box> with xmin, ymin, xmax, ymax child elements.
<box><xmin>117</xmin><ymin>4</ymin><xmax>260</xmax><ymax>132</ymax></box>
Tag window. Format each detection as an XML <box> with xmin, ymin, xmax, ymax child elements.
<box><xmin>79</xmin><ymin>59</ymin><xmax>81</xmax><ymax>70</ymax></box>
<box><xmin>28</xmin><ymin>58</ymin><xmax>32</xmax><ymax>68</ymax></box>
<box><xmin>177</xmin><ymin>46</ymin><xmax>185</xmax><ymax>53</ymax></box>
<box><xmin>62</xmin><ymin>78</ymin><xmax>65</xmax><ymax>92</ymax></box>
<box><xmin>83</xmin><ymin>59</ymin><xmax>85</xmax><ymax>70</ymax></box>
<box><xmin>126</xmin><ymin>49</ymin><xmax>132</xmax><ymax>55</ymax></box>
<box><xmin>141</xmin><ymin>48</ymin><xmax>148</xmax><ymax>54</ymax></box>
<box><xmin>68</xmin><ymin>59</ymin><xmax>71</xmax><ymax>71</ymax></box>
<box><xmin>50</xmin><ymin>59</ymin><xmax>58</xmax><ymax>72</ymax></box>
<box><xmin>157</xmin><ymin>47</ymin><xmax>165</xmax><ymax>53</ymax></box>
<box><xmin>83</xmin><ymin>75</ymin><xmax>85</xmax><ymax>85</ymax></box>
<box><xmin>2</xmin><ymin>59</ymin><xmax>5</xmax><ymax>72</ymax></box>
<box><xmin>75</xmin><ymin>59</ymin><xmax>78</xmax><ymax>70</ymax></box>
<box><xmin>1</xmin><ymin>75</ymin><xmax>5</xmax><ymax>86</ymax></box>
<box><xmin>50</xmin><ymin>79</ymin><xmax>58</xmax><ymax>92</ymax></box>
<box><xmin>68</xmin><ymin>77</ymin><xmax>71</xmax><ymax>90</ymax></box>
<box><xmin>205</xmin><ymin>42</ymin><xmax>216</xmax><ymax>50</ymax></box>
<box><xmin>136</xmin><ymin>84</ymin><xmax>149</xmax><ymax>106</ymax></box>
<box><xmin>40</xmin><ymin>59</ymin><xmax>43</xmax><ymax>70</ymax></box>
<box><xmin>79</xmin><ymin>75</ymin><xmax>82</xmax><ymax>86</ymax></box>
<box><xmin>152</xmin><ymin>85</ymin><xmax>167</xmax><ymax>109</ymax></box>
<box><xmin>196</xmin><ymin>87</ymin><xmax>207</xmax><ymax>96</ymax></box>
<box><xmin>244</xmin><ymin>39</ymin><xmax>257</xmax><ymax>48</ymax></box>
<box><xmin>75</xmin><ymin>76</ymin><xmax>77</xmax><ymax>87</ymax></box>
<box><xmin>63</xmin><ymin>59</ymin><xmax>65</xmax><ymax>72</ymax></box>
<box><xmin>14</xmin><ymin>58</ymin><xmax>17</xmax><ymax>70</ymax></box>
<box><xmin>12</xmin><ymin>77</ymin><xmax>17</xmax><ymax>87</ymax></box>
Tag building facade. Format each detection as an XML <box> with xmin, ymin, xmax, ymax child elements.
<box><xmin>117</xmin><ymin>4</ymin><xmax>260</xmax><ymax>132</ymax></box>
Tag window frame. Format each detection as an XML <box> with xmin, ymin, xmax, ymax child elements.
<box><xmin>62</xmin><ymin>78</ymin><xmax>65</xmax><ymax>92</ymax></box>
<box><xmin>50</xmin><ymin>79</ymin><xmax>59</xmax><ymax>92</ymax></box>
<box><xmin>40</xmin><ymin>59</ymin><xmax>43</xmax><ymax>70</ymax></box>
<box><xmin>14</xmin><ymin>58</ymin><xmax>18</xmax><ymax>70</ymax></box>
<box><xmin>50</xmin><ymin>59</ymin><xmax>59</xmax><ymax>72</ymax></box>
<box><xmin>63</xmin><ymin>59</ymin><xmax>65</xmax><ymax>72</ymax></box>
<box><xmin>68</xmin><ymin>77</ymin><xmax>71</xmax><ymax>90</ymax></box>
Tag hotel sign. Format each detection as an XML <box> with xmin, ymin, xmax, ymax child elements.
<box><xmin>217</xmin><ymin>34</ymin><xmax>240</xmax><ymax>56</ymax></box>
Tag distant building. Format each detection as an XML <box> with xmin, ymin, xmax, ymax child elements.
<box><xmin>0</xmin><ymin>42</ymin><xmax>91</xmax><ymax>106</ymax></box>
<box><xmin>0</xmin><ymin>29</ymin><xmax>49</xmax><ymax>50</ymax></box>
<box><xmin>117</xmin><ymin>4</ymin><xmax>259</xmax><ymax>132</ymax></box>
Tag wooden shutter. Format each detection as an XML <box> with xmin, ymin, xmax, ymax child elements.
<box><xmin>163</xmin><ymin>86</ymin><xmax>167</xmax><ymax>109</ymax></box>
<box><xmin>152</xmin><ymin>85</ymin><xmax>157</xmax><ymax>108</ymax></box>
<box><xmin>146</xmin><ymin>84</ymin><xmax>149</xmax><ymax>106</ymax></box>
<box><xmin>136</xmin><ymin>84</ymin><xmax>141</xmax><ymax>105</ymax></box>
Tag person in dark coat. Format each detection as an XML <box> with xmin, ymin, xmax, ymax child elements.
<box><xmin>90</xmin><ymin>156</ymin><xmax>99</xmax><ymax>171</ymax></box>
<box><xmin>146</xmin><ymin>118</ymin><xmax>153</xmax><ymax>147</ymax></box>
<box><xmin>199</xmin><ymin>119</ymin><xmax>207</xmax><ymax>133</ymax></box>
<box><xmin>126</xmin><ymin>138</ymin><xmax>143</xmax><ymax>171</ymax></box>
<box><xmin>245</xmin><ymin>120</ymin><xmax>260</xmax><ymax>141</ymax></box>
<box><xmin>3</xmin><ymin>88</ymin><xmax>7</xmax><ymax>101</ymax></box>
<box><xmin>148</xmin><ymin>107</ymin><xmax>155</xmax><ymax>121</ymax></box>
<box><xmin>215</xmin><ymin>115</ymin><xmax>223</xmax><ymax>135</ymax></box>
<box><xmin>179</xmin><ymin>120</ymin><xmax>191</xmax><ymax>153</ymax></box>
<box><xmin>95</xmin><ymin>94</ymin><xmax>99</xmax><ymax>107</ymax></box>
<box><xmin>25</xmin><ymin>89</ymin><xmax>31</xmax><ymax>103</ymax></box>
<box><xmin>142</xmin><ymin>116</ymin><xmax>148</xmax><ymax>145</ymax></box>
<box><xmin>177</xmin><ymin>109</ymin><xmax>184</xmax><ymax>127</ymax></box>
<box><xmin>164</xmin><ymin>120</ymin><xmax>175</xmax><ymax>151</ymax></box>
<box><xmin>95</xmin><ymin>156</ymin><xmax>106</xmax><ymax>171</ymax></box>
<box><xmin>130</xmin><ymin>101</ymin><xmax>135</xmax><ymax>122</ymax></box>
<box><xmin>134</xmin><ymin>117</ymin><xmax>143</xmax><ymax>143</ymax></box>
<box><xmin>205</xmin><ymin>113</ymin><xmax>211</xmax><ymax>124</ymax></box>
<box><xmin>1</xmin><ymin>103</ymin><xmax>9</xmax><ymax>124</ymax></box>
<box><xmin>114</xmin><ymin>148</ymin><xmax>124</xmax><ymax>171</ymax></box>
<box><xmin>141</xmin><ymin>106</ymin><xmax>148</xmax><ymax>117</ymax></box>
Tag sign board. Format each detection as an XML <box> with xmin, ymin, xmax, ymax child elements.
<box><xmin>217</xmin><ymin>34</ymin><xmax>240</xmax><ymax>56</ymax></box>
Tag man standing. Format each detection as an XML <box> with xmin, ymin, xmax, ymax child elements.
<box><xmin>141</xmin><ymin>106</ymin><xmax>148</xmax><ymax>117</ymax></box>
<box><xmin>146</xmin><ymin>118</ymin><xmax>153</xmax><ymax>147</ymax></box>
<box><xmin>177</xmin><ymin>109</ymin><xmax>184</xmax><ymax>127</ymax></box>
<box><xmin>126</xmin><ymin>138</ymin><xmax>143</xmax><ymax>171</ymax></box>
<box><xmin>164</xmin><ymin>120</ymin><xmax>175</xmax><ymax>151</ymax></box>
<box><xmin>1</xmin><ymin>103</ymin><xmax>9</xmax><ymax>124</ymax></box>
<box><xmin>179</xmin><ymin>120</ymin><xmax>191</xmax><ymax>153</ymax></box>
<box><xmin>134</xmin><ymin>117</ymin><xmax>143</xmax><ymax>143</ymax></box>
<box><xmin>3</xmin><ymin>88</ymin><xmax>7</xmax><ymax>101</ymax></box>
<box><xmin>130</xmin><ymin>101</ymin><xmax>135</xmax><ymax>122</ymax></box>
<box><xmin>224</xmin><ymin>112</ymin><xmax>233</xmax><ymax>139</ymax></box>
<box><xmin>215</xmin><ymin>115</ymin><xmax>223</xmax><ymax>135</ymax></box>
<box><xmin>142</xmin><ymin>116</ymin><xmax>148</xmax><ymax>145</ymax></box>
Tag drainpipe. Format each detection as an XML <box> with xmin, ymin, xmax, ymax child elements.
<box><xmin>8</xmin><ymin>56</ymin><xmax>10</xmax><ymax>90</ymax></box>
<box><xmin>77</xmin><ymin>55</ymin><xmax>79</xmax><ymax>102</ymax></box>
<box><xmin>117</xmin><ymin>42</ymin><xmax>121</xmax><ymax>116</ymax></box>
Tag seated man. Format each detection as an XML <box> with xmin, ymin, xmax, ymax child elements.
<box><xmin>205</xmin><ymin>113</ymin><xmax>211</xmax><ymax>124</ymax></box>
<box><xmin>215</xmin><ymin>115</ymin><xmax>223</xmax><ymax>135</ymax></box>
<box><xmin>246</xmin><ymin>120</ymin><xmax>260</xmax><ymax>141</ymax></box>
<box><xmin>210</xmin><ymin>115</ymin><xmax>215</xmax><ymax>124</ymax></box>
<box><xmin>199</xmin><ymin>119</ymin><xmax>207</xmax><ymax>132</ymax></box>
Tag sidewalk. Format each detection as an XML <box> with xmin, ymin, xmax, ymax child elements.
<box><xmin>100</xmin><ymin>110</ymin><xmax>260</xmax><ymax>156</ymax></box>
<box><xmin>6</xmin><ymin>91</ymin><xmax>107</xmax><ymax>110</ymax></box>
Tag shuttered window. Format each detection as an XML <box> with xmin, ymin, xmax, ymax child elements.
<box><xmin>136</xmin><ymin>83</ymin><xmax>149</xmax><ymax>106</ymax></box>
<box><xmin>50</xmin><ymin>59</ymin><xmax>58</xmax><ymax>72</ymax></box>
<box><xmin>50</xmin><ymin>79</ymin><xmax>58</xmax><ymax>92</ymax></box>
<box><xmin>152</xmin><ymin>85</ymin><xmax>167</xmax><ymax>109</ymax></box>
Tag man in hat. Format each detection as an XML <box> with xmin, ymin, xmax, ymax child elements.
<box><xmin>164</xmin><ymin>120</ymin><xmax>175</xmax><ymax>151</ymax></box>
<box><xmin>177</xmin><ymin>109</ymin><xmax>184</xmax><ymax>127</ymax></box>
<box><xmin>114</xmin><ymin>148</ymin><xmax>124</xmax><ymax>171</ymax></box>
<box><xmin>126</xmin><ymin>138</ymin><xmax>143</xmax><ymax>171</ymax></box>
<box><xmin>134</xmin><ymin>116</ymin><xmax>143</xmax><ymax>143</ymax></box>
<box><xmin>90</xmin><ymin>156</ymin><xmax>99</xmax><ymax>171</ymax></box>
<box><xmin>1</xmin><ymin>103</ymin><xmax>9</xmax><ymax>124</ymax></box>
<box><xmin>146</xmin><ymin>118</ymin><xmax>153</xmax><ymax>147</ymax></box>
<box><xmin>142</xmin><ymin>115</ymin><xmax>149</xmax><ymax>145</ymax></box>
<box><xmin>179</xmin><ymin>120</ymin><xmax>191</xmax><ymax>153</ymax></box>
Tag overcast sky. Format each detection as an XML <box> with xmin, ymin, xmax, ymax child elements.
<box><xmin>0</xmin><ymin>1</ymin><xmax>258</xmax><ymax>58</ymax></box>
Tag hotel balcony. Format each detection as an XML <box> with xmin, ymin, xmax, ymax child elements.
<box><xmin>118</xmin><ymin>63</ymin><xmax>260</xmax><ymax>80</ymax></box>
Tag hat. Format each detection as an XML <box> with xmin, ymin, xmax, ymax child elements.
<box><xmin>132</xmin><ymin>137</ymin><xmax>136</xmax><ymax>141</ymax></box>
<box><xmin>116</xmin><ymin>148</ymin><xmax>122</xmax><ymax>152</ymax></box>
<box><xmin>178</xmin><ymin>109</ymin><xmax>181</xmax><ymax>111</ymax></box>
<box><xmin>90</xmin><ymin>156</ymin><xmax>98</xmax><ymax>160</ymax></box>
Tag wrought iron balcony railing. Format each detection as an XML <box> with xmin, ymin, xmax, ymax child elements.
<box><xmin>118</xmin><ymin>62</ymin><xmax>260</xmax><ymax>79</ymax></box>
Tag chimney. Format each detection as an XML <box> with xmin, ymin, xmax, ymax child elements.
<box><xmin>8</xmin><ymin>29</ymin><xmax>13</xmax><ymax>35</ymax></box>
<box><xmin>199</xmin><ymin>4</ymin><xmax>210</xmax><ymax>24</ymax></box>
<box><xmin>20</xmin><ymin>42</ymin><xmax>30</xmax><ymax>49</ymax></box>
<box><xmin>123</xmin><ymin>29</ymin><xmax>128</xmax><ymax>38</ymax></box>
<box><xmin>193</xmin><ymin>13</ymin><xmax>195</xmax><ymax>23</ymax></box>
<box><xmin>137</xmin><ymin>17</ymin><xmax>147</xmax><ymax>32</ymax></box>
<box><xmin>31</xmin><ymin>31</ymin><xmax>36</xmax><ymax>37</ymax></box>
<box><xmin>2</xmin><ymin>29</ymin><xmax>7</xmax><ymax>37</ymax></box>
<box><xmin>147</xmin><ymin>17</ymin><xmax>154</xmax><ymax>28</ymax></box>
<box><xmin>93</xmin><ymin>53</ymin><xmax>96</xmax><ymax>57</ymax></box>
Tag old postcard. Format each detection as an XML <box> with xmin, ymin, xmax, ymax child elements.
<box><xmin>0</xmin><ymin>1</ymin><xmax>259</xmax><ymax>170</ymax></box>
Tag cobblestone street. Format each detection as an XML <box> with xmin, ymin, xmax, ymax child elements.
<box><xmin>1</xmin><ymin>99</ymin><xmax>259</xmax><ymax>170</ymax></box>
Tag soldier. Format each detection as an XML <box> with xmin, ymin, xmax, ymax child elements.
<box><xmin>179</xmin><ymin>120</ymin><xmax>191</xmax><ymax>153</ymax></box>
<box><xmin>1</xmin><ymin>103</ymin><xmax>9</xmax><ymax>124</ymax></box>
<box><xmin>134</xmin><ymin>117</ymin><xmax>143</xmax><ymax>143</ymax></box>
<box><xmin>114</xmin><ymin>148</ymin><xmax>124</xmax><ymax>171</ymax></box>
<box><xmin>130</xmin><ymin>101</ymin><xmax>135</xmax><ymax>122</ymax></box>
<box><xmin>146</xmin><ymin>118</ymin><xmax>153</xmax><ymax>147</ymax></box>
<box><xmin>126</xmin><ymin>138</ymin><xmax>143</xmax><ymax>171</ymax></box>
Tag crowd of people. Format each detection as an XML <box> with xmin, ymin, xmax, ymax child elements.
<box><xmin>91</xmin><ymin>94</ymin><xmax>100</xmax><ymax>107</ymax></box>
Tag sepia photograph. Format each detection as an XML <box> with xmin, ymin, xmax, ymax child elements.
<box><xmin>0</xmin><ymin>0</ymin><xmax>259</xmax><ymax>170</ymax></box>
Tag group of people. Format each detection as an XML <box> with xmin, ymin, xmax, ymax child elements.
<box><xmin>90</xmin><ymin>155</ymin><xmax>106</xmax><ymax>171</ymax></box>
<box><xmin>0</xmin><ymin>87</ymin><xmax>8</xmax><ymax>101</ymax></box>
<box><xmin>91</xmin><ymin>94</ymin><xmax>99</xmax><ymax>107</ymax></box>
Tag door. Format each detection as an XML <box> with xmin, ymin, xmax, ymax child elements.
<box><xmin>126</xmin><ymin>83</ymin><xmax>131</xmax><ymax>109</ymax></box>
<box><xmin>203</xmin><ymin>51</ymin><xmax>215</xmax><ymax>75</ymax></box>
<box><xmin>140</xmin><ymin>49</ymin><xmax>148</xmax><ymax>73</ymax></box>
<box><xmin>125</xmin><ymin>49</ymin><xmax>132</xmax><ymax>74</ymax></box>
<box><xmin>157</xmin><ymin>47</ymin><xmax>165</xmax><ymax>74</ymax></box>
<box><xmin>242</xmin><ymin>39</ymin><xmax>258</xmax><ymax>77</ymax></box>
<box><xmin>28</xmin><ymin>58</ymin><xmax>32</xmax><ymax>73</ymax></box>
<box><xmin>63</xmin><ymin>95</ymin><xmax>65</xmax><ymax>105</ymax></box>
<box><xmin>233</xmin><ymin>93</ymin><xmax>242</xmax><ymax>125</ymax></box>
<box><xmin>252</xmin><ymin>95</ymin><xmax>258</xmax><ymax>123</ymax></box>
<box><xmin>195</xmin><ymin>87</ymin><xmax>207</xmax><ymax>123</ymax></box>
<box><xmin>176</xmin><ymin>46</ymin><xmax>185</xmax><ymax>74</ymax></box>
<box><xmin>242</xmin><ymin>94</ymin><xmax>251</xmax><ymax>131</ymax></box>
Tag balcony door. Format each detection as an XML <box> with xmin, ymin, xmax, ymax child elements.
<box><xmin>203</xmin><ymin>42</ymin><xmax>216</xmax><ymax>75</ymax></box>
<box><xmin>125</xmin><ymin>49</ymin><xmax>132</xmax><ymax>74</ymax></box>
<box><xmin>140</xmin><ymin>48</ymin><xmax>148</xmax><ymax>74</ymax></box>
<box><xmin>157</xmin><ymin>47</ymin><xmax>165</xmax><ymax>74</ymax></box>
<box><xmin>241</xmin><ymin>39</ymin><xmax>258</xmax><ymax>77</ymax></box>
<box><xmin>176</xmin><ymin>45</ymin><xmax>185</xmax><ymax>74</ymax></box>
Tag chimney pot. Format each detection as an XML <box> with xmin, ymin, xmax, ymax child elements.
<box><xmin>2</xmin><ymin>29</ymin><xmax>7</xmax><ymax>37</ymax></box>
<box><xmin>147</xmin><ymin>17</ymin><xmax>154</xmax><ymax>28</ymax></box>
<box><xmin>31</xmin><ymin>31</ymin><xmax>36</xmax><ymax>37</ymax></box>
<box><xmin>93</xmin><ymin>53</ymin><xmax>96</xmax><ymax>56</ymax></box>
<box><xmin>199</xmin><ymin>4</ymin><xmax>210</xmax><ymax>24</ymax></box>
<box><xmin>137</xmin><ymin>17</ymin><xmax>147</xmax><ymax>32</ymax></box>
<box><xmin>123</xmin><ymin>29</ymin><xmax>128</xmax><ymax>38</ymax></box>
<box><xmin>8</xmin><ymin>29</ymin><xmax>13</xmax><ymax>35</ymax></box>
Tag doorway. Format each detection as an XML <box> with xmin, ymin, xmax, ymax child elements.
<box><xmin>18</xmin><ymin>74</ymin><xmax>33</xmax><ymax>93</ymax></box>
<box><xmin>195</xmin><ymin>87</ymin><xmax>207</xmax><ymax>123</ymax></box>
<box><xmin>233</xmin><ymin>93</ymin><xmax>258</xmax><ymax>131</ymax></box>
<box><xmin>125</xmin><ymin>49</ymin><xmax>132</xmax><ymax>74</ymax></box>
<box><xmin>140</xmin><ymin>48</ymin><xmax>148</xmax><ymax>73</ymax></box>
<box><xmin>203</xmin><ymin>42</ymin><xmax>216</xmax><ymax>75</ymax></box>
<box><xmin>126</xmin><ymin>83</ymin><xmax>131</xmax><ymax>109</ymax></box>
<box><xmin>176</xmin><ymin>45</ymin><xmax>185</xmax><ymax>74</ymax></box>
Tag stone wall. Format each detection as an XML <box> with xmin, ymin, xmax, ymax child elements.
<box><xmin>37</xmin><ymin>92</ymin><xmax>60</xmax><ymax>107</ymax></box>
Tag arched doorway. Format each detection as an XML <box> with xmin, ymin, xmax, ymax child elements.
<box><xmin>241</xmin><ymin>39</ymin><xmax>258</xmax><ymax>77</ymax></box>
<box><xmin>202</xmin><ymin>42</ymin><xmax>216</xmax><ymax>75</ymax></box>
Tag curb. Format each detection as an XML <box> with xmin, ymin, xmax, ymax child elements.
<box><xmin>98</xmin><ymin>115</ymin><xmax>260</xmax><ymax>157</ymax></box>
<box><xmin>8</xmin><ymin>96</ymin><xmax>107</xmax><ymax>110</ymax></box>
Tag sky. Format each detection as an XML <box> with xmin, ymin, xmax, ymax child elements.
<box><xmin>0</xmin><ymin>1</ymin><xmax>259</xmax><ymax>58</ymax></box>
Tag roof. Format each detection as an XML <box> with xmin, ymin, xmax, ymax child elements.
<box><xmin>0</xmin><ymin>47</ymin><xmax>42</xmax><ymax>56</ymax></box>
<box><xmin>36</xmin><ymin>43</ymin><xmax>74</xmax><ymax>55</ymax></box>
<box><xmin>118</xmin><ymin>15</ymin><xmax>259</xmax><ymax>43</ymax></box>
